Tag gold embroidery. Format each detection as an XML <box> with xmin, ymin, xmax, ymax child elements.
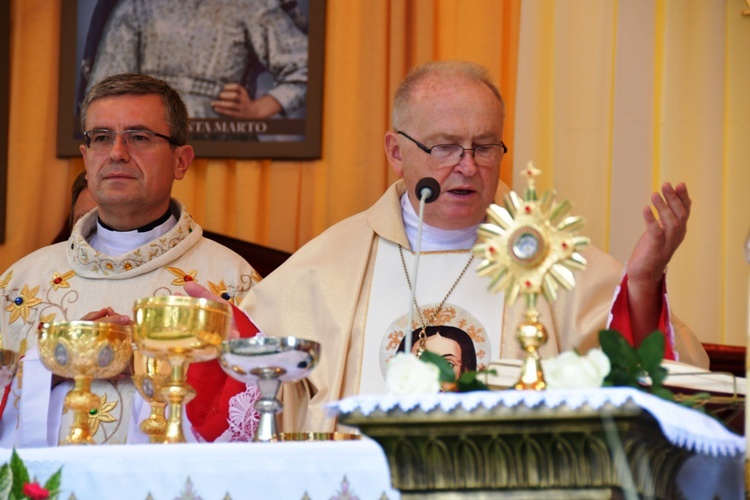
<box><xmin>0</xmin><ymin>270</ymin><xmax>12</xmax><ymax>290</ymax></box>
<box><xmin>167</xmin><ymin>267</ymin><xmax>198</xmax><ymax>286</ymax></box>
<box><xmin>49</xmin><ymin>270</ymin><xmax>76</xmax><ymax>291</ymax></box>
<box><xmin>88</xmin><ymin>393</ymin><xmax>117</xmax><ymax>435</ymax></box>
<box><xmin>6</xmin><ymin>284</ymin><xmax>42</xmax><ymax>324</ymax></box>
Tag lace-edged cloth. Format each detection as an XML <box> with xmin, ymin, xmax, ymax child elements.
<box><xmin>214</xmin><ymin>384</ymin><xmax>262</xmax><ymax>443</ymax></box>
<box><xmin>328</xmin><ymin>387</ymin><xmax>743</xmax><ymax>458</ymax></box>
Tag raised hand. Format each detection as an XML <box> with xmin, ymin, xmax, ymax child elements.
<box><xmin>626</xmin><ymin>182</ymin><xmax>691</xmax><ymax>286</ymax></box>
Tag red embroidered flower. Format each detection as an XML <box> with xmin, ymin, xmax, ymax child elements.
<box><xmin>22</xmin><ymin>482</ymin><xmax>50</xmax><ymax>500</ymax></box>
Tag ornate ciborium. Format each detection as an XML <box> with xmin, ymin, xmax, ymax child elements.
<box><xmin>218</xmin><ymin>336</ymin><xmax>320</xmax><ymax>442</ymax></box>
<box><xmin>133</xmin><ymin>296</ymin><xmax>231</xmax><ymax>443</ymax></box>
<box><xmin>473</xmin><ymin>163</ymin><xmax>589</xmax><ymax>389</ymax></box>
<box><xmin>38</xmin><ymin>321</ymin><xmax>132</xmax><ymax>445</ymax></box>
<box><xmin>131</xmin><ymin>349</ymin><xmax>170</xmax><ymax>443</ymax></box>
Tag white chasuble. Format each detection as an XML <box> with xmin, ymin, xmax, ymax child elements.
<box><xmin>360</xmin><ymin>239</ymin><xmax>505</xmax><ymax>395</ymax></box>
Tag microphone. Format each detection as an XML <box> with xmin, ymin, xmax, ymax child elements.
<box><xmin>415</xmin><ymin>177</ymin><xmax>440</xmax><ymax>204</ymax></box>
<box><xmin>404</xmin><ymin>177</ymin><xmax>441</xmax><ymax>356</ymax></box>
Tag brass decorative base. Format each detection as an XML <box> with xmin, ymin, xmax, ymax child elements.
<box><xmin>139</xmin><ymin>401</ymin><xmax>168</xmax><ymax>443</ymax></box>
<box><xmin>514</xmin><ymin>308</ymin><xmax>547</xmax><ymax>391</ymax></box>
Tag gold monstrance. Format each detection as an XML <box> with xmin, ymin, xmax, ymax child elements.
<box><xmin>473</xmin><ymin>163</ymin><xmax>589</xmax><ymax>390</ymax></box>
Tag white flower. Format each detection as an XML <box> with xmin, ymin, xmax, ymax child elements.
<box><xmin>386</xmin><ymin>353</ymin><xmax>441</xmax><ymax>395</ymax></box>
<box><xmin>543</xmin><ymin>348</ymin><xmax>611</xmax><ymax>389</ymax></box>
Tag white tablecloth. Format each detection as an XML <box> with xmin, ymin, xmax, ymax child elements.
<box><xmin>0</xmin><ymin>439</ymin><xmax>399</xmax><ymax>500</ymax></box>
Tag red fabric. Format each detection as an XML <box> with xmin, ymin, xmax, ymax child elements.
<box><xmin>0</xmin><ymin>384</ymin><xmax>9</xmax><ymax>422</ymax></box>
<box><xmin>608</xmin><ymin>274</ymin><xmax>675</xmax><ymax>360</ymax></box>
<box><xmin>186</xmin><ymin>302</ymin><xmax>259</xmax><ymax>441</ymax></box>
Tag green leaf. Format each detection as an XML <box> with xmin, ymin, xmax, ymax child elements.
<box><xmin>456</xmin><ymin>370</ymin><xmax>490</xmax><ymax>392</ymax></box>
<box><xmin>650</xmin><ymin>386</ymin><xmax>675</xmax><ymax>402</ymax></box>
<box><xmin>10</xmin><ymin>449</ymin><xmax>30</xmax><ymax>500</ymax></box>
<box><xmin>600</xmin><ymin>330</ymin><xmax>642</xmax><ymax>387</ymax></box>
<box><xmin>648</xmin><ymin>364</ymin><xmax>669</xmax><ymax>387</ymax></box>
<box><xmin>0</xmin><ymin>462</ymin><xmax>12</xmax><ymax>500</ymax></box>
<box><xmin>419</xmin><ymin>351</ymin><xmax>456</xmax><ymax>384</ymax></box>
<box><xmin>638</xmin><ymin>331</ymin><xmax>665</xmax><ymax>371</ymax></box>
<box><xmin>600</xmin><ymin>330</ymin><xmax>639</xmax><ymax>368</ymax></box>
<box><xmin>44</xmin><ymin>467</ymin><xmax>63</xmax><ymax>500</ymax></box>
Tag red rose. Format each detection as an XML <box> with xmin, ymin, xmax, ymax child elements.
<box><xmin>22</xmin><ymin>482</ymin><xmax>50</xmax><ymax>500</ymax></box>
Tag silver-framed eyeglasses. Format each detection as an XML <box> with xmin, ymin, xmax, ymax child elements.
<box><xmin>83</xmin><ymin>129</ymin><xmax>184</xmax><ymax>152</ymax></box>
<box><xmin>397</xmin><ymin>130</ymin><xmax>508</xmax><ymax>166</ymax></box>
<box><xmin>397</xmin><ymin>131</ymin><xmax>507</xmax><ymax>166</ymax></box>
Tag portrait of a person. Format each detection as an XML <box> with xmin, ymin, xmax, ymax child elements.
<box><xmin>80</xmin><ymin>0</ymin><xmax>309</xmax><ymax>121</ymax></box>
<box><xmin>397</xmin><ymin>325</ymin><xmax>479</xmax><ymax>380</ymax></box>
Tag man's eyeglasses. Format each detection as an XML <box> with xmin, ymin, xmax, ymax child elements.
<box><xmin>397</xmin><ymin>131</ymin><xmax>507</xmax><ymax>166</ymax></box>
<box><xmin>83</xmin><ymin>129</ymin><xmax>184</xmax><ymax>152</ymax></box>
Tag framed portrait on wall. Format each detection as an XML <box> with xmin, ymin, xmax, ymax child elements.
<box><xmin>57</xmin><ymin>0</ymin><xmax>325</xmax><ymax>160</ymax></box>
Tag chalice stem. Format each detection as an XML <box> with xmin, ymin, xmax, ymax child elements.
<box><xmin>254</xmin><ymin>376</ymin><xmax>282</xmax><ymax>442</ymax></box>
<box><xmin>514</xmin><ymin>306</ymin><xmax>548</xmax><ymax>391</ymax></box>
<box><xmin>162</xmin><ymin>361</ymin><xmax>195</xmax><ymax>443</ymax></box>
<box><xmin>64</xmin><ymin>375</ymin><xmax>99</xmax><ymax>445</ymax></box>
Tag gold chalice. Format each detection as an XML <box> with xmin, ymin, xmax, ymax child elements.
<box><xmin>219</xmin><ymin>336</ymin><xmax>321</xmax><ymax>442</ymax></box>
<box><xmin>131</xmin><ymin>349</ymin><xmax>170</xmax><ymax>443</ymax></box>
<box><xmin>133</xmin><ymin>296</ymin><xmax>231</xmax><ymax>443</ymax></box>
<box><xmin>38</xmin><ymin>321</ymin><xmax>133</xmax><ymax>445</ymax></box>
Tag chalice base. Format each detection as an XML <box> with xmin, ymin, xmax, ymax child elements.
<box><xmin>140</xmin><ymin>402</ymin><xmax>168</xmax><ymax>444</ymax></box>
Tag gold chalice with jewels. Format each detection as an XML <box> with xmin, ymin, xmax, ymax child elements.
<box><xmin>131</xmin><ymin>350</ymin><xmax>170</xmax><ymax>443</ymax></box>
<box><xmin>38</xmin><ymin>321</ymin><xmax>133</xmax><ymax>445</ymax></box>
<box><xmin>133</xmin><ymin>296</ymin><xmax>231</xmax><ymax>443</ymax></box>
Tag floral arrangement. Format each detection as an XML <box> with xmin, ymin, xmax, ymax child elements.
<box><xmin>0</xmin><ymin>449</ymin><xmax>61</xmax><ymax>500</ymax></box>
<box><xmin>387</xmin><ymin>329</ymin><xmax>709</xmax><ymax>409</ymax></box>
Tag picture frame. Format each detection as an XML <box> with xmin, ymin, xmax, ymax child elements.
<box><xmin>0</xmin><ymin>0</ymin><xmax>9</xmax><ymax>243</ymax></box>
<box><xmin>57</xmin><ymin>0</ymin><xmax>325</xmax><ymax>160</ymax></box>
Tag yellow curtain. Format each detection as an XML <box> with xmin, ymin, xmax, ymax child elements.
<box><xmin>513</xmin><ymin>0</ymin><xmax>750</xmax><ymax>346</ymax></box>
<box><xmin>3</xmin><ymin>0</ymin><xmax>519</xmax><ymax>263</ymax></box>
<box><xmin>3</xmin><ymin>0</ymin><xmax>748</xmax><ymax>347</ymax></box>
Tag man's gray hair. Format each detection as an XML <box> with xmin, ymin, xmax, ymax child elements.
<box><xmin>391</xmin><ymin>60</ymin><xmax>504</xmax><ymax>131</ymax></box>
<box><xmin>80</xmin><ymin>73</ymin><xmax>189</xmax><ymax>147</ymax></box>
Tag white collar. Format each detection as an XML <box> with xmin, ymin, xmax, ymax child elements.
<box><xmin>400</xmin><ymin>193</ymin><xmax>480</xmax><ymax>252</ymax></box>
<box><xmin>88</xmin><ymin>214</ymin><xmax>178</xmax><ymax>256</ymax></box>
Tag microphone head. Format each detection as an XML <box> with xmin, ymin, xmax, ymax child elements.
<box><xmin>415</xmin><ymin>177</ymin><xmax>440</xmax><ymax>204</ymax></box>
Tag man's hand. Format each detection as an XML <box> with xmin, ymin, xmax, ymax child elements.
<box><xmin>81</xmin><ymin>307</ymin><xmax>132</xmax><ymax>325</ymax></box>
<box><xmin>211</xmin><ymin>83</ymin><xmax>282</xmax><ymax>119</ymax></box>
<box><xmin>625</xmin><ymin>182</ymin><xmax>691</xmax><ymax>344</ymax></box>
<box><xmin>626</xmin><ymin>182</ymin><xmax>691</xmax><ymax>285</ymax></box>
<box><xmin>183</xmin><ymin>282</ymin><xmax>241</xmax><ymax>339</ymax></box>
